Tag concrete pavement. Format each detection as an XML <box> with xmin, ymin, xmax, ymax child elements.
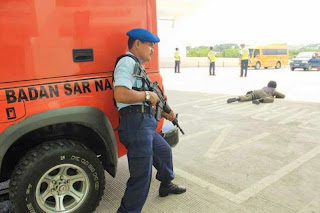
<box><xmin>1</xmin><ymin>67</ymin><xmax>320</xmax><ymax>213</ymax></box>
<box><xmin>95</xmin><ymin>67</ymin><xmax>320</xmax><ymax>212</ymax></box>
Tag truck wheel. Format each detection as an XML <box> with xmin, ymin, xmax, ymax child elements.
<box><xmin>307</xmin><ymin>64</ymin><xmax>312</xmax><ymax>71</ymax></box>
<box><xmin>275</xmin><ymin>61</ymin><xmax>281</xmax><ymax>69</ymax></box>
<box><xmin>291</xmin><ymin>67</ymin><xmax>295</xmax><ymax>71</ymax></box>
<box><xmin>255</xmin><ymin>62</ymin><xmax>261</xmax><ymax>70</ymax></box>
<box><xmin>9</xmin><ymin>140</ymin><xmax>105</xmax><ymax>213</ymax></box>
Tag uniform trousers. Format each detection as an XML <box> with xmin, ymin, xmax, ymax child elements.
<box><xmin>117</xmin><ymin>110</ymin><xmax>175</xmax><ymax>213</ymax></box>
<box><xmin>209</xmin><ymin>62</ymin><xmax>215</xmax><ymax>75</ymax></box>
<box><xmin>239</xmin><ymin>90</ymin><xmax>274</xmax><ymax>103</ymax></box>
<box><xmin>240</xmin><ymin>59</ymin><xmax>248</xmax><ymax>77</ymax></box>
<box><xmin>175</xmin><ymin>60</ymin><xmax>180</xmax><ymax>73</ymax></box>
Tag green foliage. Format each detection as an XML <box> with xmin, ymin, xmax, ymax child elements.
<box><xmin>216</xmin><ymin>49</ymin><xmax>239</xmax><ymax>58</ymax></box>
<box><xmin>213</xmin><ymin>44</ymin><xmax>239</xmax><ymax>52</ymax></box>
<box><xmin>289</xmin><ymin>48</ymin><xmax>320</xmax><ymax>59</ymax></box>
<box><xmin>186</xmin><ymin>46</ymin><xmax>210</xmax><ymax>57</ymax></box>
<box><xmin>186</xmin><ymin>44</ymin><xmax>239</xmax><ymax>58</ymax></box>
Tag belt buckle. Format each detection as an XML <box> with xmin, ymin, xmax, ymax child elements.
<box><xmin>141</xmin><ymin>104</ymin><xmax>144</xmax><ymax>113</ymax></box>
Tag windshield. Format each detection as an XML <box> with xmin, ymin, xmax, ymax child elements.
<box><xmin>249</xmin><ymin>49</ymin><xmax>253</xmax><ymax>58</ymax></box>
<box><xmin>296</xmin><ymin>52</ymin><xmax>314</xmax><ymax>58</ymax></box>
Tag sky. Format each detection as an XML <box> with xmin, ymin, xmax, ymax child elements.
<box><xmin>158</xmin><ymin>0</ymin><xmax>320</xmax><ymax>48</ymax></box>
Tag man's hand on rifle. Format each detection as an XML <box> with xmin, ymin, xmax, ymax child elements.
<box><xmin>148</xmin><ymin>91</ymin><xmax>159</xmax><ymax>106</ymax></box>
<box><xmin>161</xmin><ymin>110</ymin><xmax>175</xmax><ymax>122</ymax></box>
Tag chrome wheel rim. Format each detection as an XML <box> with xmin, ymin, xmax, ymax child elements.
<box><xmin>36</xmin><ymin>164</ymin><xmax>90</xmax><ymax>213</ymax></box>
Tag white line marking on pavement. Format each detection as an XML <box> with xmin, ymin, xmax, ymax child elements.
<box><xmin>204</xmin><ymin>125</ymin><xmax>232</xmax><ymax>159</ymax></box>
<box><xmin>177</xmin><ymin>114</ymin><xmax>202</xmax><ymax>125</ymax></box>
<box><xmin>240</xmin><ymin>104</ymin><xmax>271</xmax><ymax>116</ymax></box>
<box><xmin>214</xmin><ymin>103</ymin><xmax>252</xmax><ymax>112</ymax></box>
<box><xmin>298</xmin><ymin>195</ymin><xmax>320</xmax><ymax>213</ymax></box>
<box><xmin>262</xmin><ymin>108</ymin><xmax>301</xmax><ymax>121</ymax></box>
<box><xmin>174</xmin><ymin>167</ymin><xmax>240</xmax><ymax>203</ymax></box>
<box><xmin>203</xmin><ymin>93</ymin><xmax>229</xmax><ymax>97</ymax></box>
<box><xmin>278</xmin><ymin>109</ymin><xmax>309</xmax><ymax>125</ymax></box>
<box><xmin>250</xmin><ymin>106</ymin><xmax>289</xmax><ymax>120</ymax></box>
<box><xmin>235</xmin><ymin>145</ymin><xmax>320</xmax><ymax>203</ymax></box>
<box><xmin>202</xmin><ymin>102</ymin><xmax>228</xmax><ymax>110</ymax></box>
<box><xmin>180</xmin><ymin>124</ymin><xmax>231</xmax><ymax>142</ymax></box>
<box><xmin>175</xmin><ymin>145</ymin><xmax>320</xmax><ymax>204</ymax></box>
<box><xmin>179</xmin><ymin>130</ymin><xmax>213</xmax><ymax>142</ymax></box>
<box><xmin>297</xmin><ymin>112</ymin><xmax>320</xmax><ymax>131</ymax></box>
<box><xmin>172</xmin><ymin>95</ymin><xmax>230</xmax><ymax>108</ymax></box>
<box><xmin>172</xmin><ymin>98</ymin><xmax>212</xmax><ymax>107</ymax></box>
<box><xmin>214</xmin><ymin>132</ymin><xmax>271</xmax><ymax>158</ymax></box>
<box><xmin>193</xmin><ymin>101</ymin><xmax>225</xmax><ymax>109</ymax></box>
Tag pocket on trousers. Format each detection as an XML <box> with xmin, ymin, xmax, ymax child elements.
<box><xmin>126</xmin><ymin>130</ymin><xmax>154</xmax><ymax>158</ymax></box>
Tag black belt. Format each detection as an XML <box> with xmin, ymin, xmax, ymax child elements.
<box><xmin>119</xmin><ymin>105</ymin><xmax>153</xmax><ymax>116</ymax></box>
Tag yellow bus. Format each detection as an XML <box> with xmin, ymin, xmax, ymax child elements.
<box><xmin>248</xmin><ymin>44</ymin><xmax>289</xmax><ymax>69</ymax></box>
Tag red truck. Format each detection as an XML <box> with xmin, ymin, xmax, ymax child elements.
<box><xmin>0</xmin><ymin>0</ymin><xmax>178</xmax><ymax>212</ymax></box>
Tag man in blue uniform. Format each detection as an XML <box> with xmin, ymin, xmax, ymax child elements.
<box><xmin>113</xmin><ymin>28</ymin><xmax>186</xmax><ymax>213</ymax></box>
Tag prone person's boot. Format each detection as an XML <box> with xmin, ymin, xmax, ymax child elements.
<box><xmin>227</xmin><ymin>97</ymin><xmax>240</xmax><ymax>103</ymax></box>
<box><xmin>159</xmin><ymin>182</ymin><xmax>186</xmax><ymax>197</ymax></box>
<box><xmin>252</xmin><ymin>98</ymin><xmax>262</xmax><ymax>105</ymax></box>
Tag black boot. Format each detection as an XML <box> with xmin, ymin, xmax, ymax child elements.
<box><xmin>159</xmin><ymin>182</ymin><xmax>186</xmax><ymax>197</ymax></box>
<box><xmin>252</xmin><ymin>99</ymin><xmax>261</xmax><ymax>105</ymax></box>
<box><xmin>227</xmin><ymin>98</ymin><xmax>239</xmax><ymax>103</ymax></box>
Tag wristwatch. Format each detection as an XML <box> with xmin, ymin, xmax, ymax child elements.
<box><xmin>145</xmin><ymin>91</ymin><xmax>150</xmax><ymax>101</ymax></box>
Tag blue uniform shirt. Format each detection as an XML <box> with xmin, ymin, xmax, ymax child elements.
<box><xmin>113</xmin><ymin>52</ymin><xmax>148</xmax><ymax>110</ymax></box>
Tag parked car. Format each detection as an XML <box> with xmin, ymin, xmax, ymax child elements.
<box><xmin>290</xmin><ymin>52</ymin><xmax>320</xmax><ymax>71</ymax></box>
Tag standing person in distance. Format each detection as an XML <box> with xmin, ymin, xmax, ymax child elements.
<box><xmin>239</xmin><ymin>44</ymin><xmax>249</xmax><ymax>77</ymax></box>
<box><xmin>174</xmin><ymin>47</ymin><xmax>181</xmax><ymax>73</ymax></box>
<box><xmin>113</xmin><ymin>28</ymin><xmax>186</xmax><ymax>213</ymax></box>
<box><xmin>207</xmin><ymin>46</ymin><xmax>216</xmax><ymax>76</ymax></box>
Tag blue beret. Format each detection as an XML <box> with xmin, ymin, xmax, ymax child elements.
<box><xmin>126</xmin><ymin>28</ymin><xmax>160</xmax><ymax>43</ymax></box>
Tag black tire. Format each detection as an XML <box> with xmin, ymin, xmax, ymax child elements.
<box><xmin>264</xmin><ymin>67</ymin><xmax>268</xmax><ymax>69</ymax></box>
<box><xmin>307</xmin><ymin>64</ymin><xmax>312</xmax><ymax>71</ymax></box>
<box><xmin>255</xmin><ymin>62</ymin><xmax>261</xmax><ymax>70</ymax></box>
<box><xmin>291</xmin><ymin>67</ymin><xmax>295</xmax><ymax>71</ymax></box>
<box><xmin>275</xmin><ymin>61</ymin><xmax>281</xmax><ymax>69</ymax></box>
<box><xmin>303</xmin><ymin>68</ymin><xmax>307</xmax><ymax>71</ymax></box>
<box><xmin>9</xmin><ymin>140</ymin><xmax>105</xmax><ymax>213</ymax></box>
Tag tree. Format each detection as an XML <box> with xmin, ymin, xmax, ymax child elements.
<box><xmin>186</xmin><ymin>44</ymin><xmax>240</xmax><ymax>58</ymax></box>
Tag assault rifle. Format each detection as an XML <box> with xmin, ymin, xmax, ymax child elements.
<box><xmin>133</xmin><ymin>63</ymin><xmax>185</xmax><ymax>135</ymax></box>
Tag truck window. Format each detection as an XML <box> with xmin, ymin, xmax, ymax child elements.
<box><xmin>254</xmin><ymin>49</ymin><xmax>260</xmax><ymax>57</ymax></box>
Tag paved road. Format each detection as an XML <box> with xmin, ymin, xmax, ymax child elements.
<box><xmin>96</xmin><ymin>67</ymin><xmax>320</xmax><ymax>213</ymax></box>
<box><xmin>96</xmin><ymin>89</ymin><xmax>320</xmax><ymax>212</ymax></box>
<box><xmin>2</xmin><ymin>67</ymin><xmax>320</xmax><ymax>213</ymax></box>
<box><xmin>159</xmin><ymin>66</ymin><xmax>320</xmax><ymax>103</ymax></box>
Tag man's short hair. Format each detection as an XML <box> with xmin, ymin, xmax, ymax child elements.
<box><xmin>128</xmin><ymin>37</ymin><xmax>137</xmax><ymax>49</ymax></box>
<box><xmin>268</xmin><ymin>81</ymin><xmax>277</xmax><ymax>88</ymax></box>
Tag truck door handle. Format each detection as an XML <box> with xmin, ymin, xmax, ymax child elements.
<box><xmin>73</xmin><ymin>48</ymin><xmax>94</xmax><ymax>62</ymax></box>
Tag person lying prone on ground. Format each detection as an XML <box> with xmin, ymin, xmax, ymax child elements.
<box><xmin>227</xmin><ymin>81</ymin><xmax>285</xmax><ymax>105</ymax></box>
